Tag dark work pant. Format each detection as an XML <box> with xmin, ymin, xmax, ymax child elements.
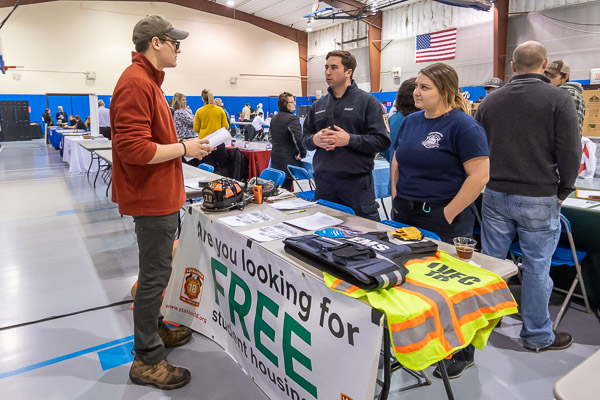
<box><xmin>392</xmin><ymin>197</ymin><xmax>476</xmax><ymax>363</ymax></box>
<box><xmin>391</xmin><ymin>197</ymin><xmax>475</xmax><ymax>244</ymax></box>
<box><xmin>315</xmin><ymin>172</ymin><xmax>380</xmax><ymax>221</ymax></box>
<box><xmin>281</xmin><ymin>177</ymin><xmax>294</xmax><ymax>192</ymax></box>
<box><xmin>99</xmin><ymin>126</ymin><xmax>111</xmax><ymax>139</ymax></box>
<box><xmin>132</xmin><ymin>212</ymin><xmax>179</xmax><ymax>364</ymax></box>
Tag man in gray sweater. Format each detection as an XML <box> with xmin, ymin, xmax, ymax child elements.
<box><xmin>475</xmin><ymin>41</ymin><xmax>580</xmax><ymax>353</ymax></box>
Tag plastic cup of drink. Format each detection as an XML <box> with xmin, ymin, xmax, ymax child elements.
<box><xmin>453</xmin><ymin>237</ymin><xmax>477</xmax><ymax>260</ymax></box>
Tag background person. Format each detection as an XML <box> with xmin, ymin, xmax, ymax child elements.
<box><xmin>241</xmin><ymin>103</ymin><xmax>251</xmax><ymax>138</ymax></box>
<box><xmin>193</xmin><ymin>88</ymin><xmax>230</xmax><ymax>175</ymax></box>
<box><xmin>214</xmin><ymin>98</ymin><xmax>230</xmax><ymax>123</ymax></box>
<box><xmin>42</xmin><ymin>108</ymin><xmax>54</xmax><ymax>127</ymax></box>
<box><xmin>241</xmin><ymin>103</ymin><xmax>251</xmax><ymax>121</ymax></box>
<box><xmin>269</xmin><ymin>92</ymin><xmax>306</xmax><ymax>191</ymax></box>
<box><xmin>380</xmin><ymin>78</ymin><xmax>418</xmax><ymax>164</ymax></box>
<box><xmin>56</xmin><ymin>106</ymin><xmax>68</xmax><ymax>125</ymax></box>
<box><xmin>391</xmin><ymin>63</ymin><xmax>490</xmax><ymax>379</ymax></box>
<box><xmin>255</xmin><ymin>102</ymin><xmax>264</xmax><ymax>119</ymax></box>
<box><xmin>475</xmin><ymin>77</ymin><xmax>505</xmax><ymax>103</ymax></box>
<box><xmin>98</xmin><ymin>99</ymin><xmax>111</xmax><ymax>139</ymax></box>
<box><xmin>172</xmin><ymin>92</ymin><xmax>196</xmax><ymax>140</ymax></box>
<box><xmin>380</xmin><ymin>99</ymin><xmax>388</xmax><ymax>114</ymax></box>
<box><xmin>545</xmin><ymin>59</ymin><xmax>585</xmax><ymax>139</ymax></box>
<box><xmin>251</xmin><ymin>111</ymin><xmax>267</xmax><ymax>140</ymax></box>
<box><xmin>64</xmin><ymin>115</ymin><xmax>86</xmax><ymax>130</ymax></box>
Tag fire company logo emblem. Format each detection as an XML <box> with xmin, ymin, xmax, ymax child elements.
<box><xmin>180</xmin><ymin>268</ymin><xmax>204</xmax><ymax>307</ymax></box>
<box><xmin>340</xmin><ymin>394</ymin><xmax>353</xmax><ymax>400</ymax></box>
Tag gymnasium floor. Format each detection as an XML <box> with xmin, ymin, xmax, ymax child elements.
<box><xmin>0</xmin><ymin>140</ymin><xmax>598</xmax><ymax>399</ymax></box>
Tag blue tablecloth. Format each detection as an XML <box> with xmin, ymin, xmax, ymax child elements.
<box><xmin>300</xmin><ymin>151</ymin><xmax>391</xmax><ymax>199</ymax></box>
<box><xmin>48</xmin><ymin>127</ymin><xmax>62</xmax><ymax>149</ymax></box>
<box><xmin>48</xmin><ymin>127</ymin><xmax>89</xmax><ymax>156</ymax></box>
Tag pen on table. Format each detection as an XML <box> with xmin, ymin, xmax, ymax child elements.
<box><xmin>287</xmin><ymin>210</ymin><xmax>306</xmax><ymax>215</ymax></box>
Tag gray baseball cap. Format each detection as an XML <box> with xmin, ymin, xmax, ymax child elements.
<box><xmin>545</xmin><ymin>60</ymin><xmax>571</xmax><ymax>75</ymax></box>
<box><xmin>132</xmin><ymin>15</ymin><xmax>189</xmax><ymax>45</ymax></box>
<box><xmin>483</xmin><ymin>77</ymin><xmax>505</xmax><ymax>89</ymax></box>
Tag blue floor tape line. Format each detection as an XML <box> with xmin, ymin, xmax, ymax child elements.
<box><xmin>56</xmin><ymin>209</ymin><xmax>82</xmax><ymax>215</ymax></box>
<box><xmin>98</xmin><ymin>341</ymin><xmax>135</xmax><ymax>371</ymax></box>
<box><xmin>0</xmin><ymin>335</ymin><xmax>134</xmax><ymax>379</ymax></box>
<box><xmin>55</xmin><ymin>206</ymin><xmax>118</xmax><ymax>216</ymax></box>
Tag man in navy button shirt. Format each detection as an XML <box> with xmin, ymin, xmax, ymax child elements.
<box><xmin>302</xmin><ymin>50</ymin><xmax>390</xmax><ymax>221</ymax></box>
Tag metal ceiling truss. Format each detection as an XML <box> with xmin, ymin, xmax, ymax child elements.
<box><xmin>304</xmin><ymin>0</ymin><xmax>492</xmax><ymax>21</ymax></box>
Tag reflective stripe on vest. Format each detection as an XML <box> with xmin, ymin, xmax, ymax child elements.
<box><xmin>393</xmin><ymin>279</ymin><xmax>464</xmax><ymax>352</ymax></box>
<box><xmin>324</xmin><ymin>250</ymin><xmax>518</xmax><ymax>371</ymax></box>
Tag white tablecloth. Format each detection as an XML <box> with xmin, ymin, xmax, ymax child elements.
<box><xmin>63</xmin><ymin>136</ymin><xmax>109</xmax><ymax>174</ymax></box>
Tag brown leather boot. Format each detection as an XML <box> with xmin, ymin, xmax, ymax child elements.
<box><xmin>158</xmin><ymin>321</ymin><xmax>192</xmax><ymax>348</ymax></box>
<box><xmin>129</xmin><ymin>358</ymin><xmax>191</xmax><ymax>390</ymax></box>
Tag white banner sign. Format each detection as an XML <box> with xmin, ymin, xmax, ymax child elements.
<box><xmin>163</xmin><ymin>208</ymin><xmax>383</xmax><ymax>400</ymax></box>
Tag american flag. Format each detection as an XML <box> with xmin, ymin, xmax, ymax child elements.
<box><xmin>415</xmin><ymin>28</ymin><xmax>457</xmax><ymax>63</ymax></box>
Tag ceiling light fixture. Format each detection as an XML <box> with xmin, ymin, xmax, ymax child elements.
<box><xmin>226</xmin><ymin>0</ymin><xmax>235</xmax><ymax>7</ymax></box>
<box><xmin>306</xmin><ymin>18</ymin><xmax>313</xmax><ymax>32</ymax></box>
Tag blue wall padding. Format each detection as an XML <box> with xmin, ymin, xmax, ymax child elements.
<box><xmin>2</xmin><ymin>78</ymin><xmax>592</xmax><ymax>135</ymax></box>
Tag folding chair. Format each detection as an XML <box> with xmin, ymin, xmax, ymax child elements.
<box><xmin>378</xmin><ymin>318</ymin><xmax>455</xmax><ymax>400</ymax></box>
<box><xmin>509</xmin><ymin>213</ymin><xmax>592</xmax><ymax>329</ymax></box>
<box><xmin>287</xmin><ymin>165</ymin><xmax>315</xmax><ymax>201</ymax></box>
<box><xmin>259</xmin><ymin>167</ymin><xmax>286</xmax><ymax>186</ymax></box>
<box><xmin>380</xmin><ymin>219</ymin><xmax>442</xmax><ymax>241</ymax></box>
<box><xmin>472</xmin><ymin>203</ymin><xmax>483</xmax><ymax>236</ymax></box>
<box><xmin>315</xmin><ymin>199</ymin><xmax>355</xmax><ymax>215</ymax></box>
<box><xmin>254</xmin><ymin>129</ymin><xmax>265</xmax><ymax>141</ymax></box>
<box><xmin>198</xmin><ymin>163</ymin><xmax>215</xmax><ymax>173</ymax></box>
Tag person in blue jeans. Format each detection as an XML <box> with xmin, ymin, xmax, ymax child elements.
<box><xmin>475</xmin><ymin>41</ymin><xmax>580</xmax><ymax>352</ymax></box>
<box><xmin>391</xmin><ymin>62</ymin><xmax>490</xmax><ymax>379</ymax></box>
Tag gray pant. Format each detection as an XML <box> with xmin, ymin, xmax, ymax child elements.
<box><xmin>132</xmin><ymin>212</ymin><xmax>179</xmax><ymax>364</ymax></box>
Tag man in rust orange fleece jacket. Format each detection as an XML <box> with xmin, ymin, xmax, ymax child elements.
<box><xmin>111</xmin><ymin>15</ymin><xmax>213</xmax><ymax>390</ymax></box>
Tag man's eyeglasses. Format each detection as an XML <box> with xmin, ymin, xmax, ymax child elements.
<box><xmin>160</xmin><ymin>37</ymin><xmax>180</xmax><ymax>50</ymax></box>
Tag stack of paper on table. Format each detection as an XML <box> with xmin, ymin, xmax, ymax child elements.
<box><xmin>268</xmin><ymin>199</ymin><xmax>316</xmax><ymax>210</ymax></box>
<box><xmin>285</xmin><ymin>212</ymin><xmax>344</xmax><ymax>231</ymax></box>
<box><xmin>240</xmin><ymin>223</ymin><xmax>302</xmax><ymax>242</ymax></box>
<box><xmin>219</xmin><ymin>211</ymin><xmax>274</xmax><ymax>227</ymax></box>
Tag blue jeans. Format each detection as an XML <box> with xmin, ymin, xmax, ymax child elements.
<box><xmin>481</xmin><ymin>188</ymin><xmax>561</xmax><ymax>348</ymax></box>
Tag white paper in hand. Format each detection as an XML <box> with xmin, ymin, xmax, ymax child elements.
<box><xmin>205</xmin><ymin>127</ymin><xmax>232</xmax><ymax>148</ymax></box>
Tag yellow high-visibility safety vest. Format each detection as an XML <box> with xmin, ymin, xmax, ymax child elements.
<box><xmin>324</xmin><ymin>251</ymin><xmax>518</xmax><ymax>371</ymax></box>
